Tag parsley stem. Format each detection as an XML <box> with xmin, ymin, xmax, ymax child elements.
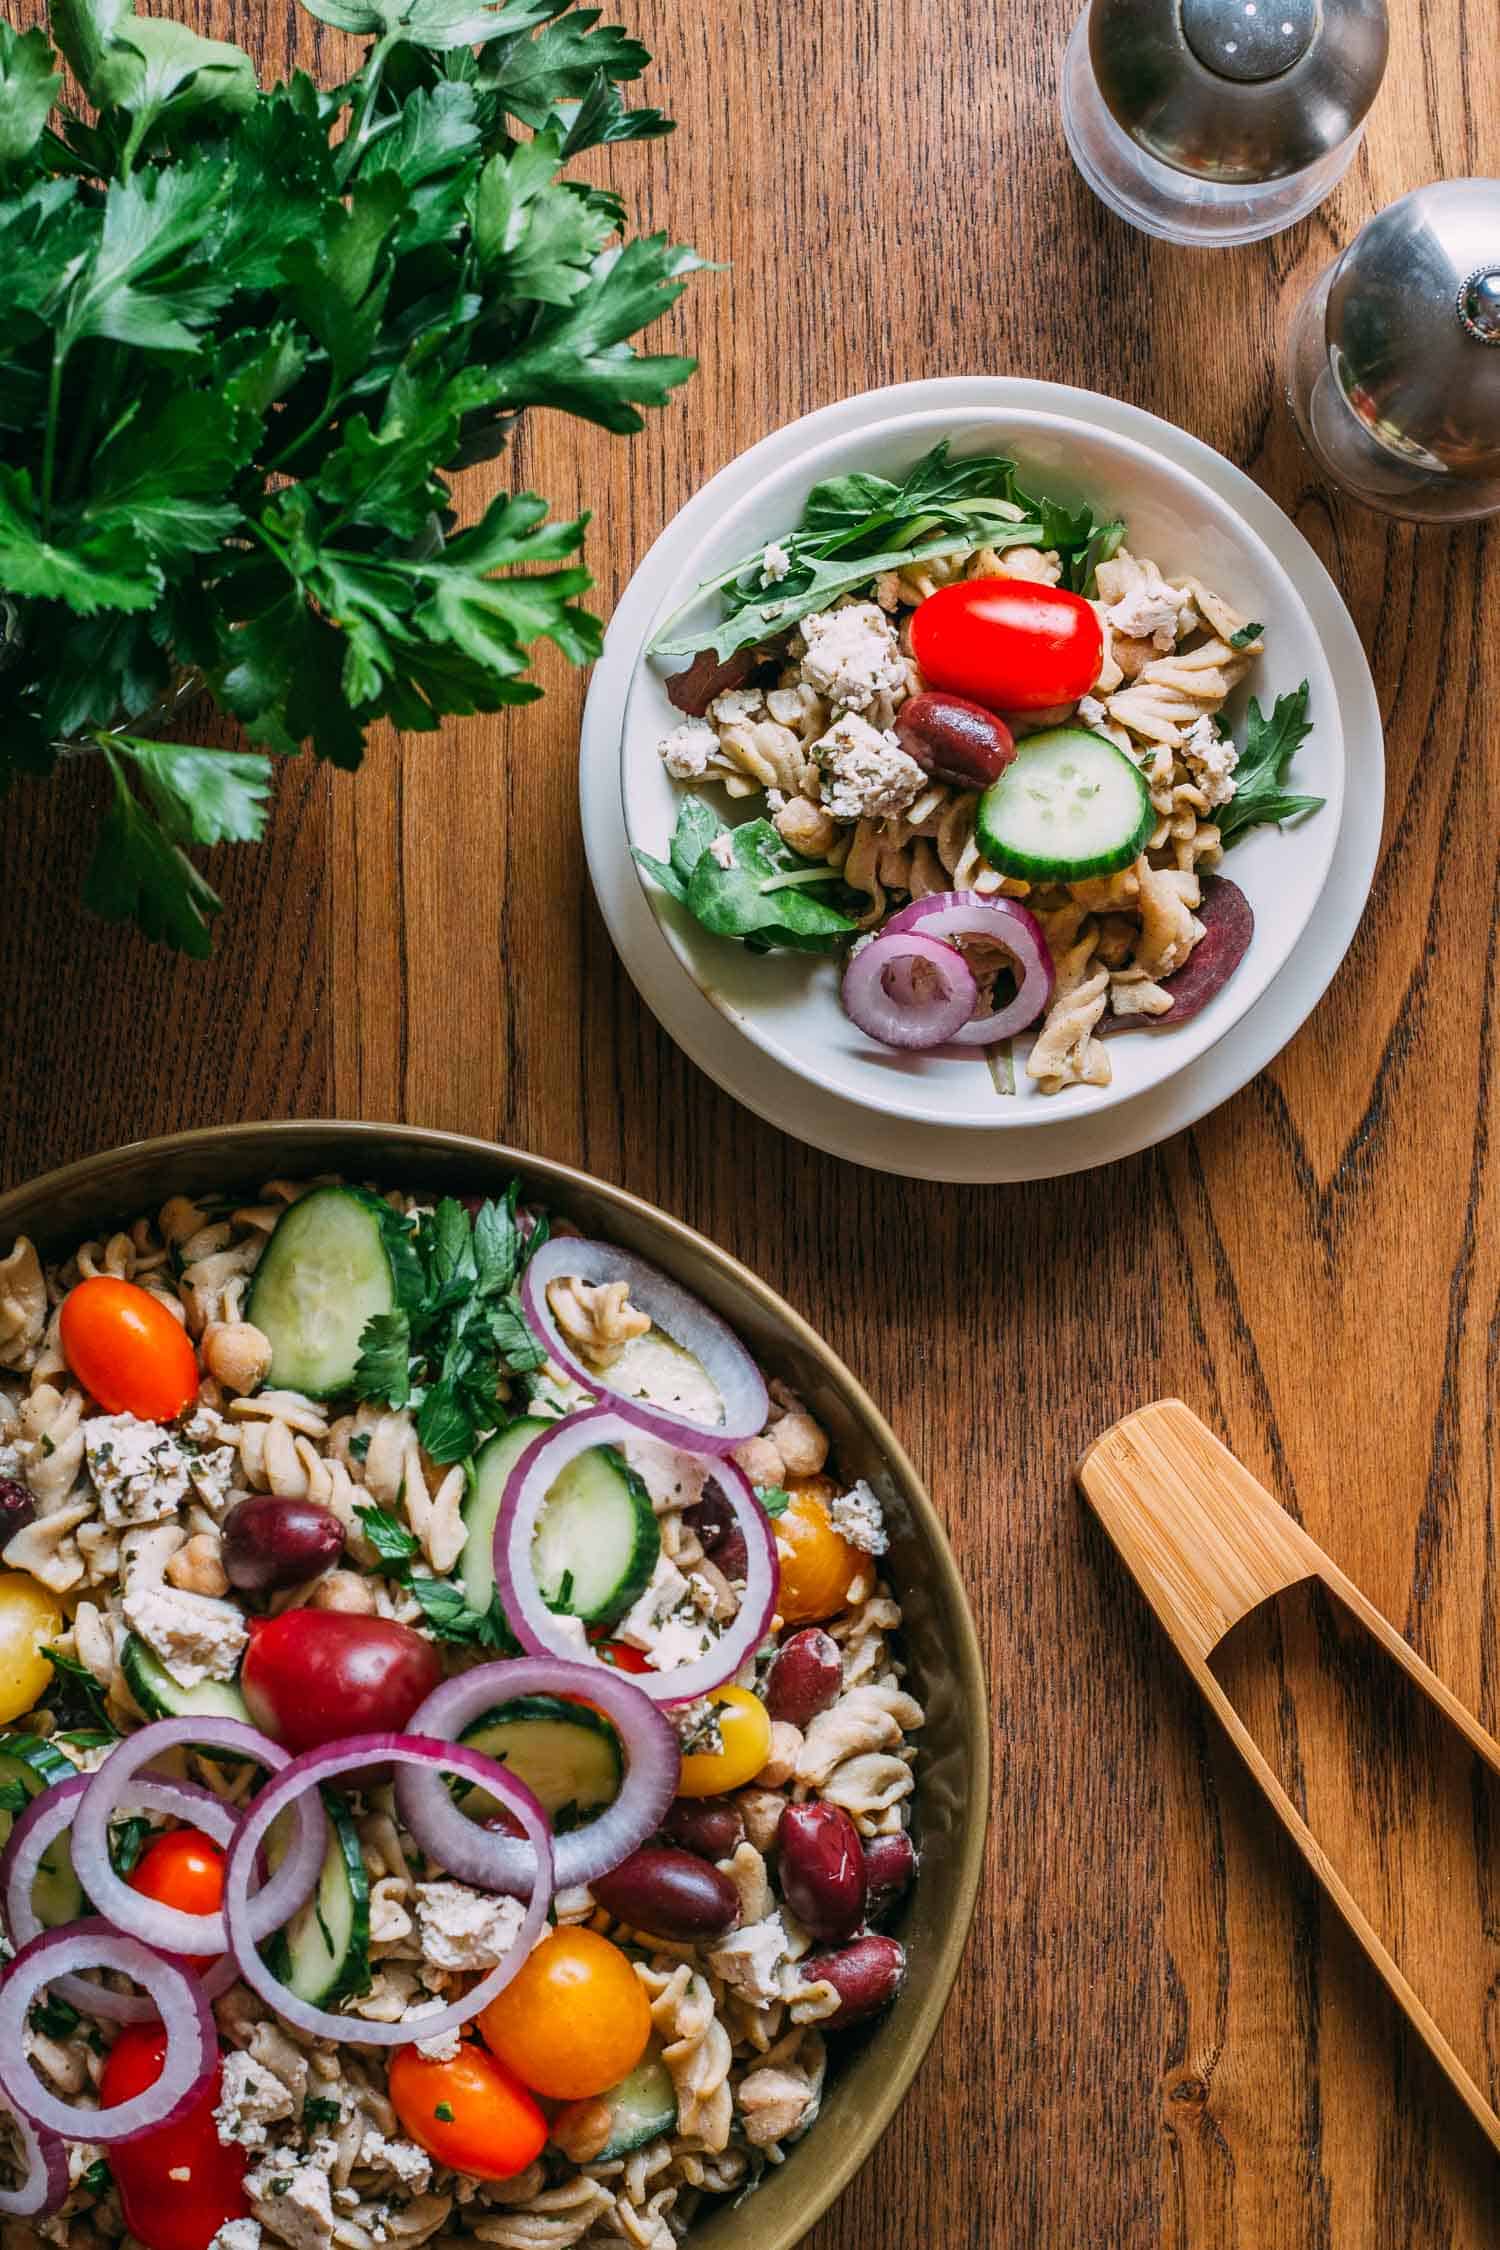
<box><xmin>338</xmin><ymin>31</ymin><xmax>396</xmax><ymax>188</ymax></box>
<box><xmin>40</xmin><ymin>345</ymin><xmax>64</xmax><ymax>537</ymax></box>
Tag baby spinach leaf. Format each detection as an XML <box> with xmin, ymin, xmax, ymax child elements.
<box><xmin>636</xmin><ymin>799</ymin><xmax>859</xmax><ymax>955</ymax></box>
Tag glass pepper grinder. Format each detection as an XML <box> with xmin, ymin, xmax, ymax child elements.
<box><xmin>1284</xmin><ymin>179</ymin><xmax>1500</xmax><ymax>522</ymax></box>
<box><xmin>1061</xmin><ymin>0</ymin><xmax>1388</xmax><ymax>247</ymax></box>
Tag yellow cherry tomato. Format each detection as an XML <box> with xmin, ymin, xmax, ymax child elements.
<box><xmin>775</xmin><ymin>1480</ymin><xmax>861</xmax><ymax>1625</ymax></box>
<box><xmin>0</xmin><ymin>1572</ymin><xmax>64</xmax><ymax>1725</ymax></box>
<box><xmin>675</xmin><ymin>1685</ymin><xmax>773</xmax><ymax>1797</ymax></box>
<box><xmin>478</xmin><ymin>1928</ymin><xmax>650</xmax><ymax>2100</ymax></box>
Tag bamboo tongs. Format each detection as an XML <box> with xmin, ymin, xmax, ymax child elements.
<box><xmin>1076</xmin><ymin>1397</ymin><xmax>1500</xmax><ymax>2155</ymax></box>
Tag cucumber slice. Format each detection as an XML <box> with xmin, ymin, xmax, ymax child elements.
<box><xmin>976</xmin><ymin>725</ymin><xmax>1153</xmax><ymax>881</ymax></box>
<box><xmin>531</xmin><ymin>1447</ymin><xmax>660</xmax><ymax>1627</ymax></box>
<box><xmin>459</xmin><ymin>1696</ymin><xmax>622</xmax><ymax>1829</ymax></box>
<box><xmin>554</xmin><ymin>2055</ymin><xmax>677</xmax><ymax>2159</ymax></box>
<box><xmin>463</xmin><ymin>1418</ymin><xmax>552</xmax><ymax>1616</ymax></box>
<box><xmin>246</xmin><ymin>1185</ymin><xmax>402</xmax><ymax>1398</ymax></box>
<box><xmin>0</xmin><ymin>1736</ymin><xmax>84</xmax><ymax>1927</ymax></box>
<box><xmin>121</xmin><ymin>1635</ymin><xmax>251</xmax><ymax>1725</ymax></box>
<box><xmin>466</xmin><ymin>1423</ymin><xmax>660</xmax><ymax>1628</ymax></box>
<box><xmin>267</xmin><ymin>1790</ymin><xmax>370</xmax><ymax>2006</ymax></box>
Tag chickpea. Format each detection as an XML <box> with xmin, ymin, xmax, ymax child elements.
<box><xmin>165</xmin><ymin>1533</ymin><xmax>229</xmax><ymax>1597</ymax></box>
<box><xmin>306</xmin><ymin>1570</ymin><xmax>377</xmax><ymax>1615</ymax></box>
<box><xmin>202</xmin><ymin>1320</ymin><xmax>273</xmax><ymax>1396</ymax></box>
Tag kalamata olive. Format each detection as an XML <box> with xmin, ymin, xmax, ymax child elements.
<box><xmin>241</xmin><ymin>1611</ymin><xmax>441</xmax><ymax>1753</ymax></box>
<box><xmin>895</xmin><ymin>691</ymin><xmax>1016</xmax><ymax>788</ymax></box>
<box><xmin>862</xmin><ymin>1831</ymin><xmax>917</xmax><ymax>1920</ymax></box>
<box><xmin>1103</xmin><ymin>872</ymin><xmax>1254</xmax><ymax>1036</ymax></box>
<box><xmin>658</xmin><ymin>1796</ymin><xmax>746</xmax><ymax>1860</ymax></box>
<box><xmin>0</xmin><ymin>1478</ymin><xmax>36</xmax><ymax>1546</ymax></box>
<box><xmin>683</xmin><ymin>1483</ymin><xmax>748</xmax><ymax>1583</ymax></box>
<box><xmin>666</xmin><ymin>645</ymin><xmax>756</xmax><ymax>718</ymax></box>
<box><xmin>222</xmin><ymin>1495</ymin><xmax>345</xmax><ymax>1595</ymax></box>
<box><xmin>591</xmin><ymin>1848</ymin><xmax>742</xmax><ymax>1941</ymax></box>
<box><xmin>801</xmin><ymin>1934</ymin><xmax>906</xmax><ymax>2027</ymax></box>
<box><xmin>776</xmin><ymin>1801</ymin><xmax>866</xmax><ymax>1942</ymax></box>
<box><xmin>764</xmin><ymin>1628</ymin><xmax>842</xmax><ymax>1728</ymax></box>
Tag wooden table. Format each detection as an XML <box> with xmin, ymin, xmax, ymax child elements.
<box><xmin>3</xmin><ymin>1</ymin><xmax>1497</xmax><ymax>2242</ymax></box>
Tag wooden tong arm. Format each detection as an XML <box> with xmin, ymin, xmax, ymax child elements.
<box><xmin>1076</xmin><ymin>1398</ymin><xmax>1500</xmax><ymax>2158</ymax></box>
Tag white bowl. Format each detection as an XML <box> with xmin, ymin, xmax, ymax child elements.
<box><xmin>620</xmin><ymin>403</ymin><xmax>1346</xmax><ymax>1133</ymax></box>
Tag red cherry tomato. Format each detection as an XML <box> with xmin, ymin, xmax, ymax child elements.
<box><xmin>100</xmin><ymin>2027</ymin><xmax>248</xmax><ymax>2250</ymax></box>
<box><xmin>909</xmin><ymin>578</ymin><xmax>1104</xmax><ymax>712</ymax></box>
<box><xmin>129</xmin><ymin>1827</ymin><xmax>226</xmax><ymax>1917</ymax></box>
<box><xmin>59</xmin><ymin>1278</ymin><xmax>199</xmax><ymax>1421</ymax></box>
<box><xmin>388</xmin><ymin>2042</ymin><xmax>547</xmax><ymax>2182</ymax></box>
<box><xmin>241</xmin><ymin>1610</ymin><xmax>442</xmax><ymax>1753</ymax></box>
<box><xmin>590</xmin><ymin>1637</ymin><xmax>651</xmax><ymax>1674</ymax></box>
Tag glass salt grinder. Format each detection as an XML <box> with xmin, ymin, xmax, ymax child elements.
<box><xmin>1284</xmin><ymin>179</ymin><xmax>1500</xmax><ymax>522</ymax></box>
<box><xmin>1061</xmin><ymin>0</ymin><xmax>1388</xmax><ymax>247</ymax></box>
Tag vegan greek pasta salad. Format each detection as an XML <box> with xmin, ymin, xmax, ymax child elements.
<box><xmin>0</xmin><ymin>1179</ymin><xmax>922</xmax><ymax>2250</ymax></box>
<box><xmin>639</xmin><ymin>442</ymin><xmax>1324</xmax><ymax>1094</ymax></box>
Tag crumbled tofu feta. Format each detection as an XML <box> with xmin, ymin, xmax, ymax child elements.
<box><xmin>215</xmin><ymin>2052</ymin><xmax>296</xmax><ymax>2150</ymax></box>
<box><xmin>247</xmin><ymin>2162</ymin><xmax>334</xmax><ymax>2250</ymax></box>
<box><xmin>1181</xmin><ymin>714</ymin><xmax>1239</xmax><ymax>806</ymax></box>
<box><xmin>812</xmin><ymin>712</ymin><xmax>925</xmax><ymax>822</ymax></box>
<box><xmin>121</xmin><ymin>1583</ymin><xmax>248</xmax><ymax>1688</ymax></box>
<box><xmin>83</xmin><ymin>1415</ymin><xmax>190</xmax><ymax>1526</ymax></box>
<box><xmin>403</xmin><ymin>1996</ymin><xmax>461</xmax><ymax>2062</ymax></box>
<box><xmin>1077</xmin><ymin>694</ymin><xmax>1110</xmax><ymax>729</ymax></box>
<box><xmin>708</xmin><ymin>687</ymin><xmax>765</xmax><ymax>727</ymax></box>
<box><xmin>610</xmin><ymin>1339</ymin><xmax>723</xmax><ymax>1434</ymax></box>
<box><xmin>708</xmin><ymin>831</ymin><xmax>736</xmax><ymax>869</ymax></box>
<box><xmin>657</xmin><ymin>719</ymin><xmax>718</xmax><ymax>782</ymax></box>
<box><xmin>647</xmin><ymin>1614</ymin><xmax>717</xmax><ymax>1673</ymax></box>
<box><xmin>210</xmin><ymin>2224</ymin><xmax>262</xmax><ymax>2250</ymax></box>
<box><xmin>413</xmin><ymin>1881</ymin><xmax>526</xmax><ymax>1973</ymax></box>
<box><xmin>760</xmin><ymin>540</ymin><xmax>792</xmax><ymax>584</ymax></box>
<box><xmin>829</xmin><ymin>1479</ymin><xmax>888</xmax><ymax>1555</ymax></box>
<box><xmin>710</xmin><ymin>1913</ymin><xmax>794</xmax><ymax>2006</ymax></box>
<box><xmin>799</xmin><ymin>604</ymin><xmax>906</xmax><ymax>712</ymax></box>
<box><xmin>616</xmin><ymin>1555</ymin><xmax>693</xmax><ymax>1651</ymax></box>
<box><xmin>187</xmin><ymin>1443</ymin><xmax>239</xmax><ymax>1512</ymax></box>
<box><xmin>356</xmin><ymin>2128</ymin><xmax>432</xmax><ymax>2193</ymax></box>
<box><xmin>618</xmin><ymin>1433</ymin><xmax>712</xmax><ymax>1512</ymax></box>
<box><xmin>1102</xmin><ymin>565</ymin><xmax>1196</xmax><ymax>651</ymax></box>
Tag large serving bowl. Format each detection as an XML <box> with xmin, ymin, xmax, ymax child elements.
<box><xmin>0</xmin><ymin>1120</ymin><xmax>988</xmax><ymax>2250</ymax></box>
<box><xmin>620</xmin><ymin>400</ymin><xmax>1347</xmax><ymax>1131</ymax></box>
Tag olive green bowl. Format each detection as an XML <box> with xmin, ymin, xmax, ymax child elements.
<box><xmin>0</xmin><ymin>1121</ymin><xmax>989</xmax><ymax>2250</ymax></box>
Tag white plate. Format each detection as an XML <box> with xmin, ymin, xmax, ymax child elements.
<box><xmin>581</xmin><ymin>378</ymin><xmax>1383</xmax><ymax>1183</ymax></box>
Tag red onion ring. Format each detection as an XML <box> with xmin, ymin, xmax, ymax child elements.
<box><xmin>72</xmin><ymin>1717</ymin><xmax>326</xmax><ymax>1957</ymax></box>
<box><xmin>396</xmin><ymin>1659</ymin><xmax>680</xmax><ymax>1896</ymax></box>
<box><xmin>841</xmin><ymin>930</ymin><xmax>978</xmax><ymax>1050</ymax></box>
<box><xmin>0</xmin><ymin>2102</ymin><xmax>68</xmax><ymax>2217</ymax></box>
<box><xmin>1</xmin><ymin>1772</ymin><xmax>240</xmax><ymax>2021</ymax></box>
<box><xmin>222</xmin><ymin>1733</ymin><xmax>553</xmax><ymax>2046</ymax></box>
<box><xmin>0</xmin><ymin>1919</ymin><xmax>216</xmax><ymax>2143</ymax></box>
<box><xmin>521</xmin><ymin>1239</ymin><xmax>768</xmax><ymax>1451</ymax></box>
<box><xmin>881</xmin><ymin>892</ymin><xmax>1054</xmax><ymax>1042</ymax></box>
<box><xmin>496</xmin><ymin>1411</ymin><xmax>779</xmax><ymax>1700</ymax></box>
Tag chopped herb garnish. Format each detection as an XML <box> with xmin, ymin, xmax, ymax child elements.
<box><xmin>108</xmin><ymin>1813</ymin><xmax>154</xmax><ymax>1876</ymax></box>
<box><xmin>1229</xmin><ymin>621</ymin><xmax>1265</xmax><ymax>650</ymax></box>
<box><xmin>303</xmin><ymin>2095</ymin><xmax>342</xmax><ymax>2130</ymax></box>
<box><xmin>29</xmin><ymin>1994</ymin><xmax>80</xmax><ymax>2040</ymax></box>
<box><xmin>755</xmin><ymin>1485</ymin><xmax>792</xmax><ymax>1518</ymax></box>
<box><xmin>348</xmin><ymin>1432</ymin><xmax>372</xmax><ymax>1463</ymax></box>
<box><xmin>80</xmin><ymin>2158</ymin><xmax>111</xmax><ymax>2196</ymax></box>
<box><xmin>434</xmin><ymin>2101</ymin><xmax>455</xmax><ymax>2123</ymax></box>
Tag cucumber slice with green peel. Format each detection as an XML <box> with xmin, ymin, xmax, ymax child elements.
<box><xmin>466</xmin><ymin>1423</ymin><xmax>661</xmax><ymax>1628</ymax></box>
<box><xmin>266</xmin><ymin>1790</ymin><xmax>370</xmax><ymax>2006</ymax></box>
<box><xmin>976</xmin><ymin>725</ymin><xmax>1153</xmax><ymax>881</ymax></box>
<box><xmin>121</xmin><ymin>1636</ymin><xmax>252</xmax><ymax>1726</ymax></box>
<box><xmin>459</xmin><ymin>1696</ymin><xmax>623</xmax><ymax>1829</ymax></box>
<box><xmin>463</xmin><ymin>1418</ymin><xmax>552</xmax><ymax>1616</ymax></box>
<box><xmin>530</xmin><ymin>1446</ymin><xmax>660</xmax><ymax>1627</ymax></box>
<box><xmin>0</xmin><ymin>1736</ymin><xmax>85</xmax><ymax>1926</ymax></box>
<box><xmin>572</xmin><ymin>2055</ymin><xmax>678</xmax><ymax>2159</ymax></box>
<box><xmin>246</xmin><ymin>1184</ymin><xmax>403</xmax><ymax>1398</ymax></box>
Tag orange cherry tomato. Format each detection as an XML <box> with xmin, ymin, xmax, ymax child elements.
<box><xmin>60</xmin><ymin>1278</ymin><xmax>198</xmax><ymax>1421</ymax></box>
<box><xmin>129</xmin><ymin>1827</ymin><xmax>226</xmax><ymax>1916</ymax></box>
<box><xmin>775</xmin><ymin>1480</ymin><xmax>861</xmax><ymax>1624</ymax></box>
<box><xmin>388</xmin><ymin>2042</ymin><xmax>547</xmax><ymax>2182</ymax></box>
<box><xmin>100</xmin><ymin>2026</ymin><xmax>248</xmax><ymax>2250</ymax></box>
<box><xmin>478</xmin><ymin>1928</ymin><xmax>651</xmax><ymax>2100</ymax></box>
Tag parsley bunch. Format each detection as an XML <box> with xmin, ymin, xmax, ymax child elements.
<box><xmin>354</xmin><ymin>1185</ymin><xmax>548</xmax><ymax>1464</ymax></box>
<box><xmin>0</xmin><ymin>0</ymin><xmax>702</xmax><ymax>952</ymax></box>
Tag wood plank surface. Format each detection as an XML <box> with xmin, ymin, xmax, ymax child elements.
<box><xmin>2</xmin><ymin>0</ymin><xmax>1498</xmax><ymax>2243</ymax></box>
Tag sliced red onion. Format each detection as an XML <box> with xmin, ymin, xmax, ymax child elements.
<box><xmin>72</xmin><ymin>1717</ymin><xmax>325</xmax><ymax>1958</ymax></box>
<box><xmin>1</xmin><ymin>1772</ymin><xmax>240</xmax><ymax>2021</ymax></box>
<box><xmin>496</xmin><ymin>1413</ymin><xmax>778</xmax><ymax>1701</ymax></box>
<box><xmin>881</xmin><ymin>892</ymin><xmax>1054</xmax><ymax>1042</ymax></box>
<box><xmin>0</xmin><ymin>2103</ymin><xmax>68</xmax><ymax>2217</ymax></box>
<box><xmin>521</xmin><ymin>1239</ymin><xmax>768</xmax><ymax>1450</ymax></box>
<box><xmin>223</xmin><ymin>1733</ymin><xmax>553</xmax><ymax>2046</ymax></box>
<box><xmin>397</xmin><ymin>1659</ymin><xmax>680</xmax><ymax>1896</ymax></box>
<box><xmin>0</xmin><ymin>1920</ymin><xmax>216</xmax><ymax>2143</ymax></box>
<box><xmin>841</xmin><ymin>930</ymin><xmax>978</xmax><ymax>1050</ymax></box>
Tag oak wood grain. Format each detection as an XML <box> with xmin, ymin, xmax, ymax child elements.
<box><xmin>2</xmin><ymin>0</ymin><xmax>1498</xmax><ymax>2242</ymax></box>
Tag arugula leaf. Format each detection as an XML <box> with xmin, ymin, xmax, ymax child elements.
<box><xmin>353</xmin><ymin>1310</ymin><xmax>414</xmax><ymax>1408</ymax></box>
<box><xmin>0</xmin><ymin>24</ymin><xmax>62</xmax><ymax>168</ymax></box>
<box><xmin>635</xmin><ymin>801</ymin><xmax>859</xmax><ymax>954</ymax></box>
<box><xmin>1215</xmin><ymin>681</ymin><xmax>1324</xmax><ymax>849</ymax></box>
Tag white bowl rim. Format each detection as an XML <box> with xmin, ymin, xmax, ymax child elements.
<box><xmin>620</xmin><ymin>400</ymin><xmax>1346</xmax><ymax>1132</ymax></box>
